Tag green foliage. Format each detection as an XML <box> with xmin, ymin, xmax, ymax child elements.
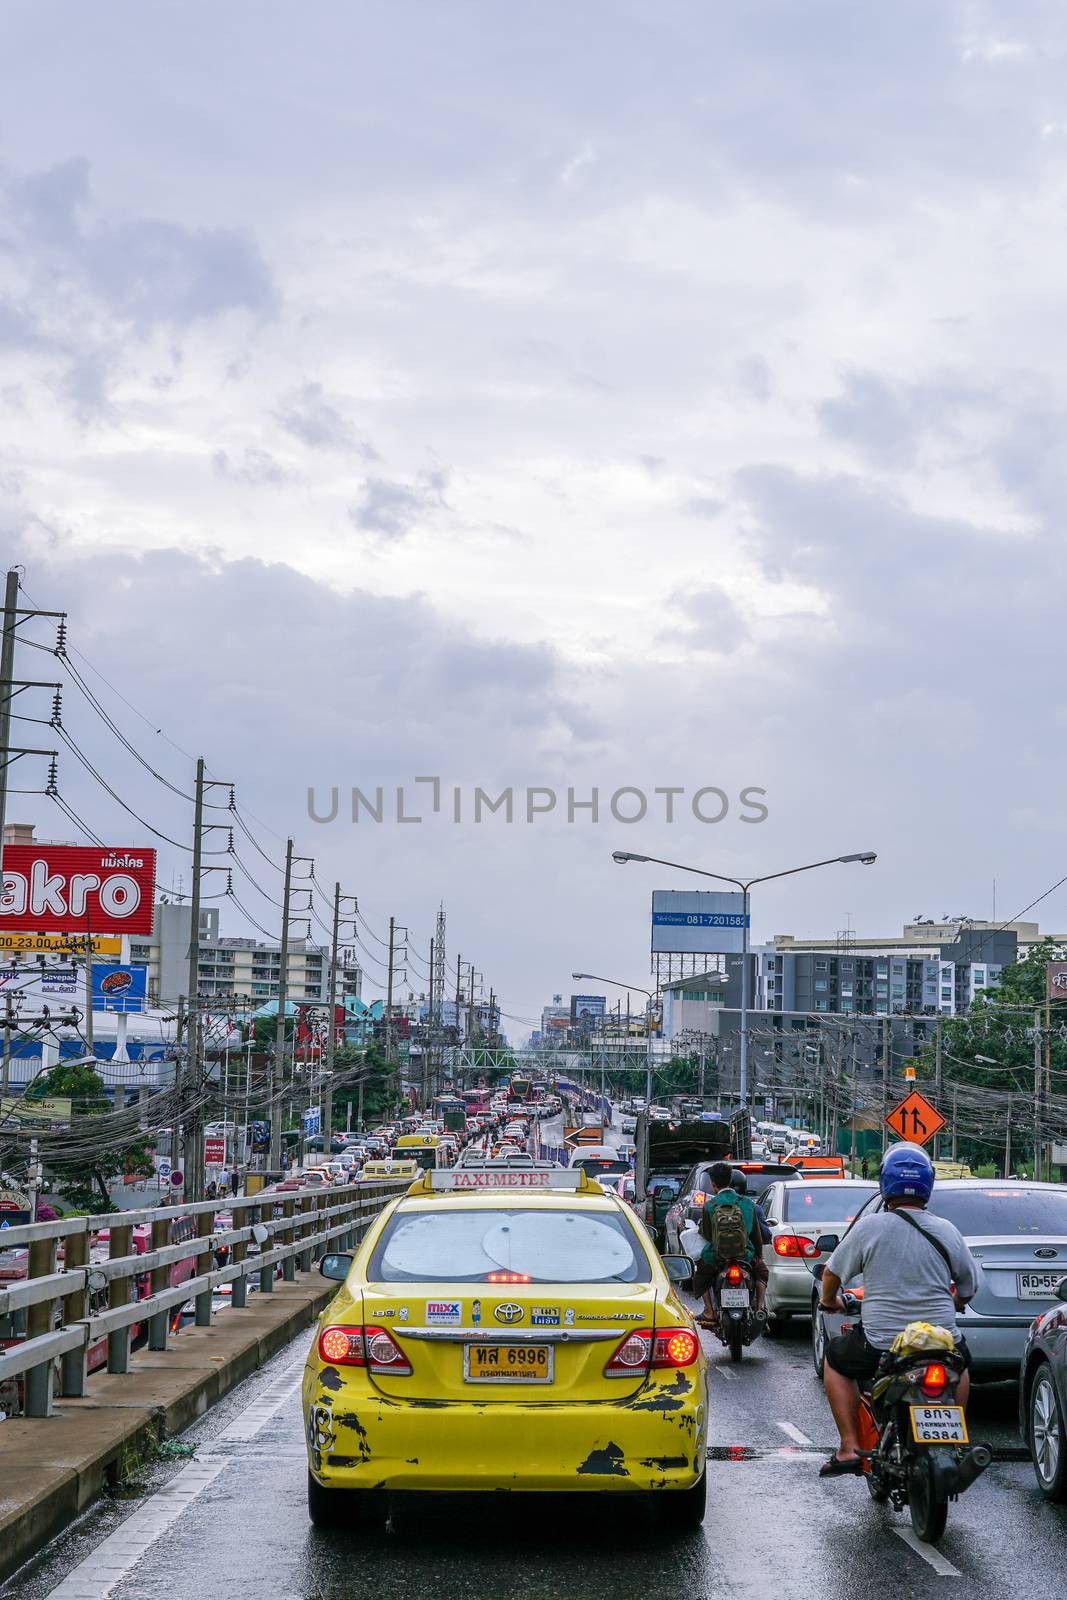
<box><xmin>30</xmin><ymin>1061</ymin><xmax>157</xmax><ymax>1214</ymax></box>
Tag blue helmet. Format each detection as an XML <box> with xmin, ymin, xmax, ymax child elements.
<box><xmin>880</xmin><ymin>1142</ymin><xmax>934</xmax><ymax>1202</ymax></box>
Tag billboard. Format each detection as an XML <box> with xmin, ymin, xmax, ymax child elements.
<box><xmin>0</xmin><ymin>964</ymin><xmax>81</xmax><ymax>1001</ymax></box>
<box><xmin>0</xmin><ymin>846</ymin><xmax>156</xmax><ymax>936</ymax></box>
<box><xmin>92</xmin><ymin>963</ymin><xmax>148</xmax><ymax>1013</ymax></box>
<box><xmin>0</xmin><ymin>932</ymin><xmax>120</xmax><ymax>956</ymax></box>
<box><xmin>570</xmin><ymin>993</ymin><xmax>606</xmax><ymax>1025</ymax></box>
<box><xmin>651</xmin><ymin>889</ymin><xmax>749</xmax><ymax>955</ymax></box>
<box><xmin>1049</xmin><ymin>962</ymin><xmax>1067</xmax><ymax>1001</ymax></box>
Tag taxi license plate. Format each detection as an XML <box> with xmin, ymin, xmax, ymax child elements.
<box><xmin>464</xmin><ymin>1343</ymin><xmax>554</xmax><ymax>1383</ymax></box>
<box><xmin>1017</xmin><ymin>1271</ymin><xmax>1067</xmax><ymax>1300</ymax></box>
<box><xmin>720</xmin><ymin>1286</ymin><xmax>750</xmax><ymax>1309</ymax></box>
<box><xmin>909</xmin><ymin>1405</ymin><xmax>968</xmax><ymax>1445</ymax></box>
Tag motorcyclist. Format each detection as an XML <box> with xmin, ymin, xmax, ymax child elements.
<box><xmin>817</xmin><ymin>1142</ymin><xmax>978</xmax><ymax>1478</ymax></box>
<box><xmin>690</xmin><ymin>1161</ymin><xmax>766</xmax><ymax>1328</ymax></box>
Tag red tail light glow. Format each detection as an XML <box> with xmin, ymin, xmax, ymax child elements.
<box><xmin>318</xmin><ymin>1324</ymin><xmax>411</xmax><ymax>1374</ymax></box>
<box><xmin>920</xmin><ymin>1362</ymin><xmax>948</xmax><ymax>1397</ymax></box>
<box><xmin>772</xmin><ymin>1235</ymin><xmax>819</xmax><ymax>1258</ymax></box>
<box><xmin>604</xmin><ymin>1326</ymin><xmax>700</xmax><ymax>1376</ymax></box>
<box><xmin>486</xmin><ymin>1272</ymin><xmax>532</xmax><ymax>1283</ymax></box>
<box><xmin>725</xmin><ymin>1264</ymin><xmax>744</xmax><ymax>1285</ymax></box>
<box><xmin>691</xmin><ymin>1190</ymin><xmax>706</xmax><ymax>1208</ymax></box>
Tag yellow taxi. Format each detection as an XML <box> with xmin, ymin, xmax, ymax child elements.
<box><xmin>302</xmin><ymin>1162</ymin><xmax>707</xmax><ymax>1527</ymax></box>
<box><xmin>358</xmin><ymin>1158</ymin><xmax>419</xmax><ymax>1184</ymax></box>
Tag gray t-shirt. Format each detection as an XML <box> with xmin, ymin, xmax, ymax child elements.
<box><xmin>825</xmin><ymin>1206</ymin><xmax>979</xmax><ymax>1350</ymax></box>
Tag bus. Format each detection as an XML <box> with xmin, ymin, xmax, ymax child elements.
<box><xmin>432</xmin><ymin>1095</ymin><xmax>467</xmax><ymax>1135</ymax></box>
<box><xmin>394</xmin><ymin>1133</ymin><xmax>451</xmax><ymax>1172</ymax></box>
<box><xmin>509</xmin><ymin>1075</ymin><xmax>532</xmax><ymax>1103</ymax></box>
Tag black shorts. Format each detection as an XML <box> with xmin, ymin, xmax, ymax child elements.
<box><xmin>825</xmin><ymin>1324</ymin><xmax>971</xmax><ymax>1383</ymax></box>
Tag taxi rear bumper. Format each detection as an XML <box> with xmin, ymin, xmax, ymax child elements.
<box><xmin>302</xmin><ymin>1367</ymin><xmax>707</xmax><ymax>1492</ymax></box>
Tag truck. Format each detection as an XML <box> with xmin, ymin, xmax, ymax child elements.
<box><xmin>633</xmin><ymin>1108</ymin><xmax>750</xmax><ymax>1247</ymax></box>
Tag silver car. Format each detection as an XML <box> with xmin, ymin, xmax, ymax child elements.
<box><xmin>811</xmin><ymin>1179</ymin><xmax>1067</xmax><ymax>1381</ymax></box>
<box><xmin>759</xmin><ymin>1179</ymin><xmax>878</xmax><ymax>1334</ymax></box>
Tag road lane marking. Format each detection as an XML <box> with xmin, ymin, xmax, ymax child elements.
<box><xmin>44</xmin><ymin>1353</ymin><xmax>306</xmax><ymax>1600</ymax></box>
<box><xmin>713</xmin><ymin>1365</ymin><xmax>738</xmax><ymax>1380</ymax></box>
<box><xmin>894</xmin><ymin>1528</ymin><xmax>963</xmax><ymax>1577</ymax></box>
<box><xmin>776</xmin><ymin>1421</ymin><xmax>814</xmax><ymax>1445</ymax></box>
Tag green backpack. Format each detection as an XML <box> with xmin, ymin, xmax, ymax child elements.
<box><xmin>707</xmin><ymin>1195</ymin><xmax>749</xmax><ymax>1263</ymax></box>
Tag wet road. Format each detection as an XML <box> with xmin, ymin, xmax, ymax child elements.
<box><xmin>4</xmin><ymin>1309</ymin><xmax>1060</xmax><ymax>1599</ymax></box>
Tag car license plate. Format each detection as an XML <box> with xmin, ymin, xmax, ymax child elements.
<box><xmin>1017</xmin><ymin>1271</ymin><xmax>1067</xmax><ymax>1300</ymax></box>
<box><xmin>464</xmin><ymin>1343</ymin><xmax>554</xmax><ymax>1383</ymax></box>
<box><xmin>909</xmin><ymin>1405</ymin><xmax>969</xmax><ymax>1444</ymax></box>
<box><xmin>720</xmin><ymin>1286</ymin><xmax>749</xmax><ymax>1309</ymax></box>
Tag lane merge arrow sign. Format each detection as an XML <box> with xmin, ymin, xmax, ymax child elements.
<box><xmin>885</xmin><ymin>1089</ymin><xmax>946</xmax><ymax>1147</ymax></box>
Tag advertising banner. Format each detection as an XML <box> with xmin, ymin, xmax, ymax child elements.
<box><xmin>0</xmin><ymin>845</ymin><xmax>156</xmax><ymax>936</ymax></box>
<box><xmin>651</xmin><ymin>889</ymin><xmax>749</xmax><ymax>955</ymax></box>
<box><xmin>0</xmin><ymin>1095</ymin><xmax>73</xmax><ymax>1129</ymax></box>
<box><xmin>0</xmin><ymin>964</ymin><xmax>81</xmax><ymax>1001</ymax></box>
<box><xmin>91</xmin><ymin>963</ymin><xmax>148</xmax><ymax>1013</ymax></box>
<box><xmin>0</xmin><ymin>932</ymin><xmax>121</xmax><ymax>956</ymax></box>
<box><xmin>204</xmin><ymin>1136</ymin><xmax>226</xmax><ymax>1166</ymax></box>
<box><xmin>1048</xmin><ymin>962</ymin><xmax>1067</xmax><ymax>1001</ymax></box>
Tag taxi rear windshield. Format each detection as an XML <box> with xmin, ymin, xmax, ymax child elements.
<box><xmin>367</xmin><ymin>1207</ymin><xmax>651</xmax><ymax>1284</ymax></box>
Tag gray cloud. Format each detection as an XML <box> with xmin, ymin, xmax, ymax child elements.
<box><xmin>350</xmin><ymin>470</ymin><xmax>449</xmax><ymax>540</ymax></box>
<box><xmin>275</xmin><ymin>382</ymin><xmax>376</xmax><ymax>454</ymax></box>
<box><xmin>663</xmin><ymin>583</ymin><xmax>749</xmax><ymax>655</ymax></box>
<box><xmin>212</xmin><ymin>447</ymin><xmax>299</xmax><ymax>488</ymax></box>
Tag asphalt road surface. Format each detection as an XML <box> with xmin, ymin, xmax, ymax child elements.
<box><xmin>4</xmin><ymin>1302</ymin><xmax>1057</xmax><ymax>1600</ymax></box>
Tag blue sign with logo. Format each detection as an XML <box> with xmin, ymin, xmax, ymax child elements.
<box><xmin>91</xmin><ymin>963</ymin><xmax>148</xmax><ymax>1013</ymax></box>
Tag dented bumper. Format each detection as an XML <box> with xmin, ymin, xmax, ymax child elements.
<box><xmin>302</xmin><ymin>1365</ymin><xmax>708</xmax><ymax>1493</ymax></box>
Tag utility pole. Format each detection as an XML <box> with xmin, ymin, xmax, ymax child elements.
<box><xmin>183</xmin><ymin>758</ymin><xmax>205</xmax><ymax>1198</ymax></box>
<box><xmin>385</xmin><ymin>915</ymin><xmax>396</xmax><ymax>1103</ymax></box>
<box><xmin>934</xmin><ymin>1019</ymin><xmax>943</xmax><ymax>1159</ymax></box>
<box><xmin>951</xmin><ymin>1085</ymin><xmax>958</xmax><ymax>1161</ymax></box>
<box><xmin>0</xmin><ymin>568</ymin><xmax>20</xmax><ymax>861</ymax></box>
<box><xmin>1034</xmin><ymin>1007</ymin><xmax>1043</xmax><ymax>1182</ymax></box>
<box><xmin>322</xmin><ymin>881</ymin><xmax>341</xmax><ymax>1148</ymax></box>
<box><xmin>425</xmin><ymin>937</ymin><xmax>434</xmax><ymax>1112</ymax></box>
<box><xmin>1005</xmin><ymin>1093</ymin><xmax>1012</xmax><ymax>1179</ymax></box>
<box><xmin>881</xmin><ymin>1017</ymin><xmax>890</xmax><ymax>1151</ymax></box>
<box><xmin>269</xmin><ymin>838</ymin><xmax>294</xmax><ymax>1171</ymax></box>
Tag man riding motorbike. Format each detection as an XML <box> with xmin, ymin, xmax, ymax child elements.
<box><xmin>818</xmin><ymin>1142</ymin><xmax>978</xmax><ymax>1478</ymax></box>
<box><xmin>691</xmin><ymin>1161</ymin><xmax>767</xmax><ymax>1328</ymax></box>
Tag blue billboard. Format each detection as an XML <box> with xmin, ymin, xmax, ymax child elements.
<box><xmin>91</xmin><ymin>963</ymin><xmax>148</xmax><ymax>1013</ymax></box>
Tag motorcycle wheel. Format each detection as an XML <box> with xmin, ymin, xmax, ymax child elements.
<box><xmin>908</xmin><ymin>1454</ymin><xmax>949</xmax><ymax>1543</ymax></box>
<box><xmin>728</xmin><ymin>1325</ymin><xmax>744</xmax><ymax>1363</ymax></box>
<box><xmin>865</xmin><ymin>1465</ymin><xmax>890</xmax><ymax>1505</ymax></box>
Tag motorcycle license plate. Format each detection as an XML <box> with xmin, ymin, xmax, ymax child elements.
<box><xmin>909</xmin><ymin>1405</ymin><xmax>968</xmax><ymax>1444</ymax></box>
<box><xmin>720</xmin><ymin>1286</ymin><xmax>750</xmax><ymax>1309</ymax></box>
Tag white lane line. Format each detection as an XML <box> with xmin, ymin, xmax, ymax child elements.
<box><xmin>713</xmin><ymin>1365</ymin><xmax>738</xmax><ymax>1381</ymax></box>
<box><xmin>894</xmin><ymin>1527</ymin><xmax>963</xmax><ymax>1578</ymax></box>
<box><xmin>45</xmin><ymin>1354</ymin><xmax>306</xmax><ymax>1600</ymax></box>
<box><xmin>776</xmin><ymin>1421</ymin><xmax>814</xmax><ymax>1446</ymax></box>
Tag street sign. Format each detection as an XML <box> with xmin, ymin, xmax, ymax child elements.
<box><xmin>904</xmin><ymin>1064</ymin><xmax>916</xmax><ymax>1081</ymax></box>
<box><xmin>204</xmin><ymin>1137</ymin><xmax>226</xmax><ymax>1166</ymax></box>
<box><xmin>885</xmin><ymin>1089</ymin><xmax>945</xmax><ymax>1147</ymax></box>
<box><xmin>169</xmin><ymin>1170</ymin><xmax>184</xmax><ymax>1188</ymax></box>
<box><xmin>157</xmin><ymin>1158</ymin><xmax>172</xmax><ymax>1181</ymax></box>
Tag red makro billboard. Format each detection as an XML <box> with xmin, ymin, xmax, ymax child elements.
<box><xmin>0</xmin><ymin>846</ymin><xmax>157</xmax><ymax>936</ymax></box>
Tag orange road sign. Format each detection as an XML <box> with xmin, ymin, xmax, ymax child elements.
<box><xmin>885</xmin><ymin>1089</ymin><xmax>945</xmax><ymax>1147</ymax></box>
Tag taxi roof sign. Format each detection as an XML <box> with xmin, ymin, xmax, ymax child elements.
<box><xmin>414</xmin><ymin>1167</ymin><xmax>589</xmax><ymax>1194</ymax></box>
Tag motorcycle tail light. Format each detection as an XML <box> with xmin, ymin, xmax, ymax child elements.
<box><xmin>920</xmin><ymin>1362</ymin><xmax>948</xmax><ymax>1397</ymax></box>
<box><xmin>651</xmin><ymin>1328</ymin><xmax>699</xmax><ymax>1368</ymax></box>
<box><xmin>725</xmin><ymin>1263</ymin><xmax>744</xmax><ymax>1285</ymax></box>
<box><xmin>604</xmin><ymin>1329</ymin><xmax>653</xmax><ymax>1376</ymax></box>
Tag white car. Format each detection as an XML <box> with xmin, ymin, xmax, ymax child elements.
<box><xmin>620</xmin><ymin>1114</ymin><xmax>637</xmax><ymax>1134</ymax></box>
<box><xmin>647</xmin><ymin>1106</ymin><xmax>672</xmax><ymax>1122</ymax></box>
<box><xmin>758</xmin><ymin>1178</ymin><xmax>878</xmax><ymax>1334</ymax></box>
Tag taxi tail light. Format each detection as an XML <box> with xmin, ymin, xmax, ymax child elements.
<box><xmin>773</xmin><ymin>1235</ymin><xmax>819</xmax><ymax>1259</ymax></box>
<box><xmin>920</xmin><ymin>1362</ymin><xmax>948</xmax><ymax>1398</ymax></box>
<box><xmin>318</xmin><ymin>1324</ymin><xmax>365</xmax><ymax>1366</ymax></box>
<box><xmin>604</xmin><ymin>1329</ymin><xmax>653</xmax><ymax>1376</ymax></box>
<box><xmin>651</xmin><ymin>1328</ymin><xmax>699</xmax><ymax>1368</ymax></box>
<box><xmin>364</xmin><ymin>1326</ymin><xmax>412</xmax><ymax>1375</ymax></box>
<box><xmin>725</xmin><ymin>1263</ymin><xmax>744</xmax><ymax>1285</ymax></box>
<box><xmin>317</xmin><ymin>1324</ymin><xmax>412</xmax><ymax>1375</ymax></box>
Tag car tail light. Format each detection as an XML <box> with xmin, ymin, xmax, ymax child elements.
<box><xmin>318</xmin><ymin>1324</ymin><xmax>411</xmax><ymax>1375</ymax></box>
<box><xmin>691</xmin><ymin>1190</ymin><xmax>706</xmax><ymax>1208</ymax></box>
<box><xmin>604</xmin><ymin>1329</ymin><xmax>653</xmax><ymax>1376</ymax></box>
<box><xmin>920</xmin><ymin>1362</ymin><xmax>948</xmax><ymax>1397</ymax></box>
<box><xmin>772</xmin><ymin>1235</ymin><xmax>818</xmax><ymax>1258</ymax></box>
<box><xmin>725</xmin><ymin>1263</ymin><xmax>744</xmax><ymax>1285</ymax></box>
<box><xmin>487</xmin><ymin>1272</ymin><xmax>531</xmax><ymax>1283</ymax></box>
<box><xmin>318</xmin><ymin>1324</ymin><xmax>365</xmax><ymax>1365</ymax></box>
<box><xmin>652</xmin><ymin>1328</ymin><xmax>699</xmax><ymax>1368</ymax></box>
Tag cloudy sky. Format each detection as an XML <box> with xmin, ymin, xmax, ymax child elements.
<box><xmin>3</xmin><ymin>1</ymin><xmax>1066</xmax><ymax>1035</ymax></box>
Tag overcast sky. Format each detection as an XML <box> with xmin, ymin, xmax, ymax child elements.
<box><xmin>3</xmin><ymin>1</ymin><xmax>1066</xmax><ymax>1037</ymax></box>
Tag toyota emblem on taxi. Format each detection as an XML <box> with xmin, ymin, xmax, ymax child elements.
<box><xmin>493</xmin><ymin>1302</ymin><xmax>524</xmax><ymax>1324</ymax></box>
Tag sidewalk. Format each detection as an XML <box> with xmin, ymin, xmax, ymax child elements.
<box><xmin>0</xmin><ymin>1277</ymin><xmax>333</xmax><ymax>1584</ymax></box>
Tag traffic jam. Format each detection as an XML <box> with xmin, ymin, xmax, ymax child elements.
<box><xmin>293</xmin><ymin>1078</ymin><xmax>1067</xmax><ymax>1553</ymax></box>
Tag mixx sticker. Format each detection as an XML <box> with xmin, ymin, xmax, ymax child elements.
<box><xmin>531</xmin><ymin>1305</ymin><xmax>560</xmax><ymax>1326</ymax></box>
<box><xmin>425</xmin><ymin>1299</ymin><xmax>462</xmax><ymax>1325</ymax></box>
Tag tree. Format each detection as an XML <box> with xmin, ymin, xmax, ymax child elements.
<box><xmin>28</xmin><ymin>1061</ymin><xmax>157</xmax><ymax>1213</ymax></box>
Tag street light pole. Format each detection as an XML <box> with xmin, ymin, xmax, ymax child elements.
<box><xmin>611</xmin><ymin>849</ymin><xmax>876</xmax><ymax>1111</ymax></box>
<box><xmin>572</xmin><ymin>971</ymin><xmax>655</xmax><ymax>1103</ymax></box>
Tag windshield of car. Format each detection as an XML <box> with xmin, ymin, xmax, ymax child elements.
<box><xmin>927</xmin><ymin>1188</ymin><xmax>1067</xmax><ymax>1235</ymax></box>
<box><xmin>368</xmin><ymin>1207</ymin><xmax>651</xmax><ymax>1283</ymax></box>
<box><xmin>783</xmin><ymin>1184</ymin><xmax>878</xmax><ymax>1223</ymax></box>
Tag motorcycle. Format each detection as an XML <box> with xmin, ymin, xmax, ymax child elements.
<box><xmin>842</xmin><ymin>1291</ymin><xmax>991</xmax><ymax>1542</ymax></box>
<box><xmin>713</xmin><ymin>1259</ymin><xmax>762</xmax><ymax>1363</ymax></box>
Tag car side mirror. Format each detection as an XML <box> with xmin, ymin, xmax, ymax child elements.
<box><xmin>1057</xmin><ymin>1280</ymin><xmax>1067</xmax><ymax>1304</ymax></box>
<box><xmin>815</xmin><ymin>1234</ymin><xmax>839</xmax><ymax>1253</ymax></box>
<box><xmin>660</xmin><ymin>1255</ymin><xmax>693</xmax><ymax>1284</ymax></box>
<box><xmin>319</xmin><ymin>1253</ymin><xmax>352</xmax><ymax>1282</ymax></box>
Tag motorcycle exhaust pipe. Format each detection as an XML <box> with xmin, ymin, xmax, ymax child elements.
<box><xmin>956</xmin><ymin>1444</ymin><xmax>992</xmax><ymax>1492</ymax></box>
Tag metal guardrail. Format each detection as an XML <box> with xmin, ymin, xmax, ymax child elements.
<box><xmin>0</xmin><ymin>1181</ymin><xmax>410</xmax><ymax>1418</ymax></box>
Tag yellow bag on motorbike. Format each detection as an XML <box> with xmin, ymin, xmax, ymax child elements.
<box><xmin>889</xmin><ymin>1321</ymin><xmax>956</xmax><ymax>1357</ymax></box>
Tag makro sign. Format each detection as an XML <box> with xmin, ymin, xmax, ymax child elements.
<box><xmin>0</xmin><ymin>846</ymin><xmax>156</xmax><ymax>936</ymax></box>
